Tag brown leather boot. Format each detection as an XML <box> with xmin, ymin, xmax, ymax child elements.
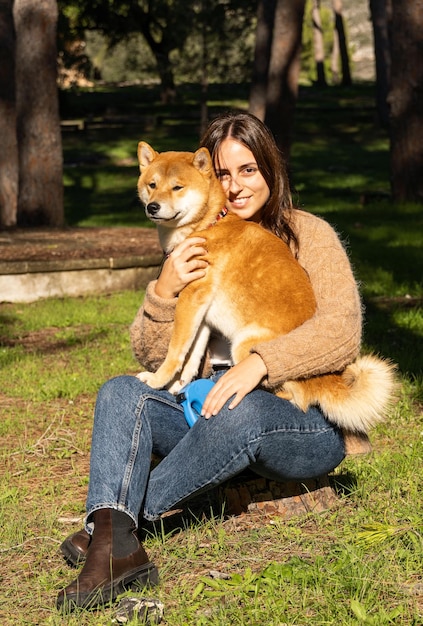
<box><xmin>56</xmin><ymin>509</ymin><xmax>159</xmax><ymax>612</ymax></box>
<box><xmin>60</xmin><ymin>528</ymin><xmax>91</xmax><ymax>566</ymax></box>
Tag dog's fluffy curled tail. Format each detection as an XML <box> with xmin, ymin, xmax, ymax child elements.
<box><xmin>281</xmin><ymin>354</ymin><xmax>398</xmax><ymax>433</ymax></box>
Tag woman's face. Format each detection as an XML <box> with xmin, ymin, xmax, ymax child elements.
<box><xmin>214</xmin><ymin>138</ymin><xmax>270</xmax><ymax>222</ymax></box>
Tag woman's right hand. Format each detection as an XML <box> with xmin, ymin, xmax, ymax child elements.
<box><xmin>154</xmin><ymin>237</ymin><xmax>208</xmax><ymax>299</ymax></box>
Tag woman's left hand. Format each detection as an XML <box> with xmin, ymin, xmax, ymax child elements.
<box><xmin>201</xmin><ymin>353</ymin><xmax>268</xmax><ymax>419</ymax></box>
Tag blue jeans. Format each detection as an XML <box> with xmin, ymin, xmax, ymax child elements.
<box><xmin>85</xmin><ymin>374</ymin><xmax>345</xmax><ymax>528</ymax></box>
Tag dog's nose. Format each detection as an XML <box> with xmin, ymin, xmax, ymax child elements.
<box><xmin>146</xmin><ymin>202</ymin><xmax>161</xmax><ymax>215</ymax></box>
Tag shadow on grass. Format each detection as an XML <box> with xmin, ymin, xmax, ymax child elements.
<box><xmin>63</xmin><ymin>163</ymin><xmax>147</xmax><ymax>227</ymax></box>
<box><xmin>363</xmin><ymin>298</ymin><xmax>423</xmax><ymax>379</ymax></box>
<box><xmin>331</xmin><ymin>472</ymin><xmax>359</xmax><ymax>498</ymax></box>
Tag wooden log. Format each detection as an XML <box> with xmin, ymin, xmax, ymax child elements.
<box><xmin>218</xmin><ymin>474</ymin><xmax>338</xmax><ymax>518</ymax></box>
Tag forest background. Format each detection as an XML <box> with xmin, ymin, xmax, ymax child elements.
<box><xmin>1</xmin><ymin>0</ymin><xmax>423</xmax><ymax>228</ymax></box>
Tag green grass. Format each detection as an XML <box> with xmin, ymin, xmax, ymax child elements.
<box><xmin>1</xmin><ymin>83</ymin><xmax>422</xmax><ymax>624</ymax></box>
<box><xmin>0</xmin><ymin>292</ymin><xmax>143</xmax><ymax>401</ymax></box>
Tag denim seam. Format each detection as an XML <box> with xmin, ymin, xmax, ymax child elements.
<box><xmin>119</xmin><ymin>398</ymin><xmax>144</xmax><ymax>509</ymax></box>
<box><xmin>119</xmin><ymin>392</ymin><xmax>184</xmax><ymax>517</ymax></box>
<box><xmin>248</xmin><ymin>425</ymin><xmax>335</xmax><ymax>435</ymax></box>
<box><xmin>141</xmin><ymin>393</ymin><xmax>185</xmax><ymax>416</ymax></box>
<box><xmin>119</xmin><ymin>392</ymin><xmax>182</xmax><ymax>505</ymax></box>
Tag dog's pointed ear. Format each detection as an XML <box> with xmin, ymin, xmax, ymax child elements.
<box><xmin>138</xmin><ymin>142</ymin><xmax>158</xmax><ymax>173</ymax></box>
<box><xmin>193</xmin><ymin>147</ymin><xmax>213</xmax><ymax>176</ymax></box>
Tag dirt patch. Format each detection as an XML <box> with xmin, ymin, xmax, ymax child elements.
<box><xmin>0</xmin><ymin>226</ymin><xmax>162</xmax><ymax>263</ymax></box>
<box><xmin>0</xmin><ymin>325</ymin><xmax>106</xmax><ymax>354</ymax></box>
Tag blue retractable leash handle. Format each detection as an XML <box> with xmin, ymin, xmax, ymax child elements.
<box><xmin>176</xmin><ymin>379</ymin><xmax>215</xmax><ymax>427</ymax></box>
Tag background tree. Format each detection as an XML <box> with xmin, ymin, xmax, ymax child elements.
<box><xmin>311</xmin><ymin>0</ymin><xmax>327</xmax><ymax>86</ymax></box>
<box><xmin>249</xmin><ymin>0</ymin><xmax>306</xmax><ymax>159</ymax></box>
<box><xmin>58</xmin><ymin>0</ymin><xmax>256</xmax><ymax>102</ymax></box>
<box><xmin>14</xmin><ymin>0</ymin><xmax>63</xmax><ymax>226</ymax></box>
<box><xmin>369</xmin><ymin>0</ymin><xmax>391</xmax><ymax>127</ymax></box>
<box><xmin>249</xmin><ymin>0</ymin><xmax>275</xmax><ymax>121</ymax></box>
<box><xmin>58</xmin><ymin>0</ymin><xmax>195</xmax><ymax>103</ymax></box>
<box><xmin>177</xmin><ymin>0</ymin><xmax>256</xmax><ymax>85</ymax></box>
<box><xmin>388</xmin><ymin>0</ymin><xmax>423</xmax><ymax>202</ymax></box>
<box><xmin>0</xmin><ymin>0</ymin><xmax>18</xmax><ymax>227</ymax></box>
<box><xmin>331</xmin><ymin>0</ymin><xmax>351</xmax><ymax>86</ymax></box>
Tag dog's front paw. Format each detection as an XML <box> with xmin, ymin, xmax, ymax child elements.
<box><xmin>136</xmin><ymin>371</ymin><xmax>161</xmax><ymax>388</ymax></box>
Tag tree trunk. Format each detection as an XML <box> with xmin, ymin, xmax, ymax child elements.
<box><xmin>369</xmin><ymin>0</ymin><xmax>391</xmax><ymax>127</ymax></box>
<box><xmin>138</xmin><ymin>20</ymin><xmax>176</xmax><ymax>105</ymax></box>
<box><xmin>264</xmin><ymin>0</ymin><xmax>306</xmax><ymax>159</ymax></box>
<box><xmin>154</xmin><ymin>50</ymin><xmax>176</xmax><ymax>104</ymax></box>
<box><xmin>0</xmin><ymin>0</ymin><xmax>18</xmax><ymax>227</ymax></box>
<box><xmin>330</xmin><ymin>9</ymin><xmax>340</xmax><ymax>84</ymax></box>
<box><xmin>14</xmin><ymin>0</ymin><xmax>64</xmax><ymax>226</ymax></box>
<box><xmin>249</xmin><ymin>0</ymin><xmax>276</xmax><ymax>120</ymax></box>
<box><xmin>332</xmin><ymin>0</ymin><xmax>351</xmax><ymax>86</ymax></box>
<box><xmin>388</xmin><ymin>0</ymin><xmax>423</xmax><ymax>202</ymax></box>
<box><xmin>199</xmin><ymin>10</ymin><xmax>209</xmax><ymax>138</ymax></box>
<box><xmin>311</xmin><ymin>0</ymin><xmax>327</xmax><ymax>87</ymax></box>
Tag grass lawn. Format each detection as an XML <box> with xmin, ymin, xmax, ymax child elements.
<box><xmin>1</xmin><ymin>83</ymin><xmax>422</xmax><ymax>625</ymax></box>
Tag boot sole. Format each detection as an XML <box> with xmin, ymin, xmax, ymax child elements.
<box><xmin>56</xmin><ymin>561</ymin><xmax>159</xmax><ymax>612</ymax></box>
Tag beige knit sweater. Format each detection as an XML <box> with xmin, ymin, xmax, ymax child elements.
<box><xmin>130</xmin><ymin>209</ymin><xmax>362</xmax><ymax>387</ymax></box>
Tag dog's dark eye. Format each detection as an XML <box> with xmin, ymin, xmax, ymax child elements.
<box><xmin>173</xmin><ymin>185</ymin><xmax>183</xmax><ymax>191</ymax></box>
<box><xmin>149</xmin><ymin>182</ymin><xmax>156</xmax><ymax>189</ymax></box>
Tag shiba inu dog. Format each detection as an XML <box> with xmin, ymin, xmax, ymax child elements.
<box><xmin>136</xmin><ymin>142</ymin><xmax>396</xmax><ymax>434</ymax></box>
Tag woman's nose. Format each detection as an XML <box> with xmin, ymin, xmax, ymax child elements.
<box><xmin>228</xmin><ymin>174</ymin><xmax>242</xmax><ymax>192</ymax></box>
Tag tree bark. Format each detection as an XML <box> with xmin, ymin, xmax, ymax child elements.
<box><xmin>369</xmin><ymin>0</ymin><xmax>391</xmax><ymax>127</ymax></box>
<box><xmin>0</xmin><ymin>0</ymin><xmax>18</xmax><ymax>227</ymax></box>
<box><xmin>200</xmin><ymin>19</ymin><xmax>209</xmax><ymax>138</ymax></box>
<box><xmin>14</xmin><ymin>0</ymin><xmax>64</xmax><ymax>226</ymax></box>
<box><xmin>311</xmin><ymin>0</ymin><xmax>327</xmax><ymax>86</ymax></box>
<box><xmin>154</xmin><ymin>51</ymin><xmax>176</xmax><ymax>104</ymax></box>
<box><xmin>332</xmin><ymin>0</ymin><xmax>351</xmax><ymax>86</ymax></box>
<box><xmin>138</xmin><ymin>19</ymin><xmax>176</xmax><ymax>104</ymax></box>
<box><xmin>249</xmin><ymin>0</ymin><xmax>276</xmax><ymax>120</ymax></box>
<box><xmin>389</xmin><ymin>0</ymin><xmax>423</xmax><ymax>202</ymax></box>
<box><xmin>264</xmin><ymin>0</ymin><xmax>306</xmax><ymax>159</ymax></box>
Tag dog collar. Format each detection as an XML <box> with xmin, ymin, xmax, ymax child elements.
<box><xmin>208</xmin><ymin>206</ymin><xmax>228</xmax><ymax>228</ymax></box>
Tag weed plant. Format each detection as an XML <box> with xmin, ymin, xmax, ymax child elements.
<box><xmin>1</xmin><ymin>83</ymin><xmax>422</xmax><ymax>624</ymax></box>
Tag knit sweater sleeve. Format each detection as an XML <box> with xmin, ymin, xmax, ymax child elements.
<box><xmin>129</xmin><ymin>280</ymin><xmax>177</xmax><ymax>371</ymax></box>
<box><xmin>252</xmin><ymin>211</ymin><xmax>362</xmax><ymax>387</ymax></box>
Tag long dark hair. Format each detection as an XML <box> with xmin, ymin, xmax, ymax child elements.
<box><xmin>200</xmin><ymin>112</ymin><xmax>299</xmax><ymax>255</ymax></box>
